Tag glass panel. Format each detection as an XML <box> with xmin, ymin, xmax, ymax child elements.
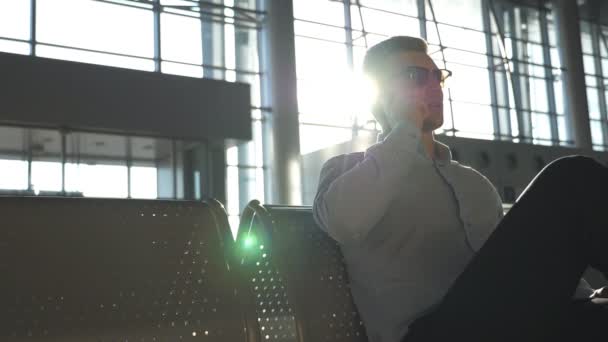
<box><xmin>590</xmin><ymin>120</ymin><xmax>604</xmax><ymax>146</ymax></box>
<box><xmin>299</xmin><ymin>124</ymin><xmax>352</xmax><ymax>155</ymax></box>
<box><xmin>550</xmin><ymin>48</ymin><xmax>561</xmax><ymax>69</ymax></box>
<box><xmin>554</xmin><ymin>78</ymin><xmax>564</xmax><ymax>114</ymax></box>
<box><xmin>451</xmin><ymin>102</ymin><xmax>494</xmax><ymax>137</ymax></box>
<box><xmin>161</xmin><ymin>61</ymin><xmax>204</xmax><ymax>78</ymax></box>
<box><xmin>429</xmin><ymin>0</ymin><xmax>483</xmax><ymax>30</ymax></box>
<box><xmin>0</xmin><ymin>126</ymin><xmax>28</xmax><ymax>191</ymax></box>
<box><xmin>583</xmin><ymin>54</ymin><xmax>596</xmax><ymax>75</ymax></box>
<box><xmin>65</xmin><ymin>163</ymin><xmax>128</xmax><ymax>198</ymax></box>
<box><xmin>587</xmin><ymin>87</ymin><xmax>601</xmax><ymax>119</ymax></box>
<box><xmin>226</xmin><ymin>146</ymin><xmax>238</xmax><ymax>166</ymax></box>
<box><xmin>531</xmin><ymin>113</ymin><xmax>552</xmax><ymax>145</ymax></box>
<box><xmin>297</xmin><ymin>79</ymin><xmax>354</xmax><ymax>127</ymax></box>
<box><xmin>0</xmin><ymin>0</ymin><xmax>31</xmax><ymax>40</ymax></box>
<box><xmin>430</xmin><ymin>24</ymin><xmax>486</xmax><ymax>54</ymax></box>
<box><xmin>445</xmin><ymin>63</ymin><xmax>492</xmax><ymax>105</ymax></box>
<box><xmin>442</xmin><ymin>49</ymin><xmax>487</xmax><ymax>67</ymax></box>
<box><xmin>161</xmin><ymin>12</ymin><xmax>203</xmax><ymax>64</ymax></box>
<box><xmin>585</xmin><ymin>75</ymin><xmax>598</xmax><ymax>87</ymax></box>
<box><xmin>527</xmin><ymin>43</ymin><xmax>544</xmax><ymax>65</ymax></box>
<box><xmin>293</xmin><ymin>0</ymin><xmax>345</xmax><ymax>26</ymax></box>
<box><xmin>557</xmin><ymin>115</ymin><xmax>569</xmax><ymax>144</ymax></box>
<box><xmin>253</xmin><ymin>120</ymin><xmax>264</xmax><ymax>167</ymax></box>
<box><xmin>30</xmin><ymin>128</ymin><xmax>63</xmax><ymax>193</ymax></box>
<box><xmin>358</xmin><ymin>0</ymin><xmax>417</xmax><ymax>16</ymax></box>
<box><xmin>0</xmin><ymin>159</ymin><xmax>28</xmax><ymax>190</ymax></box>
<box><xmin>529</xmin><ymin>77</ymin><xmax>548</xmax><ymax>113</ymax></box>
<box><xmin>600</xmin><ymin>58</ymin><xmax>608</xmax><ymax>78</ymax></box>
<box><xmin>36</xmin><ymin>44</ymin><xmax>155</xmax><ymax>71</ymax></box>
<box><xmin>31</xmin><ymin>161</ymin><xmax>62</xmax><ymax>192</ymax></box>
<box><xmin>37</xmin><ymin>0</ymin><xmax>154</xmax><ymax>58</ymax></box>
<box><xmin>295</xmin><ymin>37</ymin><xmax>348</xmax><ymax>80</ymax></box>
<box><xmin>355</xmin><ymin>7</ymin><xmax>419</xmax><ymax>37</ymax></box>
<box><xmin>234</xmin><ymin>25</ymin><xmax>259</xmax><ymax>73</ymax></box>
<box><xmin>130</xmin><ymin>166</ymin><xmax>158</xmax><ymax>199</ymax></box>
<box><xmin>294</xmin><ymin>20</ymin><xmax>345</xmax><ymax>42</ymax></box>
<box><xmin>523</xmin><ymin>8</ymin><xmax>542</xmax><ymax>44</ymax></box>
<box><xmin>226</xmin><ymin>165</ymin><xmax>239</xmax><ymax>215</ymax></box>
<box><xmin>234</xmin><ymin>0</ymin><xmax>257</xmax><ymax>10</ymax></box>
<box><xmin>0</xmin><ymin>38</ymin><xmax>30</xmax><ymax>55</ymax></box>
<box><xmin>580</xmin><ymin>22</ymin><xmax>593</xmax><ymax>54</ymax></box>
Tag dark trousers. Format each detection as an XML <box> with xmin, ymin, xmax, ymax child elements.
<box><xmin>402</xmin><ymin>155</ymin><xmax>608</xmax><ymax>342</ymax></box>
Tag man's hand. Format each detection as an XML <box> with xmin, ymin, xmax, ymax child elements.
<box><xmin>591</xmin><ymin>286</ymin><xmax>608</xmax><ymax>299</ymax></box>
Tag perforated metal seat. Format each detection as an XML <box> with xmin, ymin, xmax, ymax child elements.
<box><xmin>236</xmin><ymin>200</ymin><xmax>368</xmax><ymax>342</ymax></box>
<box><xmin>0</xmin><ymin>196</ymin><xmax>254</xmax><ymax>342</ymax></box>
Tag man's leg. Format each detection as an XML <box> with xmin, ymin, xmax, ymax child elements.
<box><xmin>561</xmin><ymin>298</ymin><xmax>608</xmax><ymax>340</ymax></box>
<box><xmin>403</xmin><ymin>155</ymin><xmax>608</xmax><ymax>341</ymax></box>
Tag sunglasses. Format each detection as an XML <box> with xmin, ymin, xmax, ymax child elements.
<box><xmin>392</xmin><ymin>67</ymin><xmax>452</xmax><ymax>88</ymax></box>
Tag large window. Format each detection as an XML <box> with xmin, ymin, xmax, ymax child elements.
<box><xmin>580</xmin><ymin>20</ymin><xmax>608</xmax><ymax>151</ymax></box>
<box><xmin>293</xmin><ymin>0</ymin><xmax>569</xmax><ymax>153</ymax></box>
<box><xmin>0</xmin><ymin>0</ymin><xmax>266</xmax><ymax>233</ymax></box>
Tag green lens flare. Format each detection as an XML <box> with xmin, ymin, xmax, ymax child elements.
<box><xmin>243</xmin><ymin>235</ymin><xmax>257</xmax><ymax>249</ymax></box>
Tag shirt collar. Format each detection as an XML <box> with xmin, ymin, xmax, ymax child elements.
<box><xmin>434</xmin><ymin>140</ymin><xmax>452</xmax><ymax>166</ymax></box>
<box><xmin>376</xmin><ymin>131</ymin><xmax>452</xmax><ymax>166</ymax></box>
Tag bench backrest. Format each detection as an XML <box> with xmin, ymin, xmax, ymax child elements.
<box><xmin>0</xmin><ymin>196</ymin><xmax>251</xmax><ymax>342</ymax></box>
<box><xmin>236</xmin><ymin>201</ymin><xmax>368</xmax><ymax>342</ymax></box>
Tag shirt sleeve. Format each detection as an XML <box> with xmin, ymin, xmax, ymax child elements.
<box><xmin>573</xmin><ymin>278</ymin><xmax>595</xmax><ymax>299</ymax></box>
<box><xmin>312</xmin><ymin>120</ymin><xmax>431</xmax><ymax>245</ymax></box>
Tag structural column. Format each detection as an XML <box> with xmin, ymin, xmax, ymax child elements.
<box><xmin>258</xmin><ymin>0</ymin><xmax>302</xmax><ymax>205</ymax></box>
<box><xmin>555</xmin><ymin>0</ymin><xmax>593</xmax><ymax>149</ymax></box>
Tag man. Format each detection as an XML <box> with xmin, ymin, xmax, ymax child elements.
<box><xmin>313</xmin><ymin>36</ymin><xmax>608</xmax><ymax>342</ymax></box>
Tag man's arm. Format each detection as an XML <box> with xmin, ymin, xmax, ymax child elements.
<box><xmin>313</xmin><ymin>121</ymin><xmax>431</xmax><ymax>245</ymax></box>
<box><xmin>574</xmin><ymin>278</ymin><xmax>595</xmax><ymax>299</ymax></box>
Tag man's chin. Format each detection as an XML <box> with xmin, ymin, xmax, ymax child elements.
<box><xmin>422</xmin><ymin>117</ymin><xmax>444</xmax><ymax>132</ymax></box>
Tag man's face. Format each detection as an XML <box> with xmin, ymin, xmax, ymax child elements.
<box><xmin>379</xmin><ymin>51</ymin><xmax>445</xmax><ymax>132</ymax></box>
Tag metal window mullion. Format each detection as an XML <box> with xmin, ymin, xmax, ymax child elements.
<box><xmin>234</xmin><ymin>0</ymin><xmax>255</xmax><ymax>212</ymax></box>
<box><xmin>508</xmin><ymin>6</ymin><xmax>532</xmax><ymax>143</ymax></box>
<box><xmin>30</xmin><ymin>0</ymin><xmax>36</xmax><ymax>55</ymax></box>
<box><xmin>343</xmin><ymin>0</ymin><xmax>358</xmax><ymax>137</ymax></box>
<box><xmin>482</xmin><ymin>0</ymin><xmax>501</xmax><ymax>140</ymax></box>
<box><xmin>539</xmin><ymin>5</ymin><xmax>559</xmax><ymax>145</ymax></box>
<box><xmin>594</xmin><ymin>25</ymin><xmax>608</xmax><ymax>146</ymax></box>
<box><xmin>25</xmin><ymin>129</ymin><xmax>32</xmax><ymax>192</ymax></box>
<box><xmin>61</xmin><ymin>129</ymin><xmax>67</xmax><ymax>194</ymax></box>
<box><xmin>202</xmin><ymin>0</ymin><xmax>226</xmax><ymax>79</ymax></box>
<box><xmin>488</xmin><ymin>1</ymin><xmax>514</xmax><ymax>139</ymax></box>
<box><xmin>153</xmin><ymin>0</ymin><xmax>162</xmax><ymax>72</ymax></box>
<box><xmin>417</xmin><ymin>0</ymin><xmax>426</xmax><ymax>40</ymax></box>
<box><xmin>126</xmin><ymin>137</ymin><xmax>132</xmax><ymax>198</ymax></box>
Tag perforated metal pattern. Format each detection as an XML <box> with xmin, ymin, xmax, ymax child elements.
<box><xmin>268</xmin><ymin>208</ymin><xmax>368</xmax><ymax>342</ymax></box>
<box><xmin>238</xmin><ymin>214</ymin><xmax>299</xmax><ymax>342</ymax></box>
<box><xmin>0</xmin><ymin>197</ymin><xmax>246</xmax><ymax>342</ymax></box>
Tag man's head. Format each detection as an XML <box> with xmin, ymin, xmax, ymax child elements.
<box><xmin>363</xmin><ymin>36</ymin><xmax>447</xmax><ymax>134</ymax></box>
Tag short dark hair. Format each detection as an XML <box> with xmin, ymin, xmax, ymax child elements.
<box><xmin>362</xmin><ymin>36</ymin><xmax>428</xmax><ymax>131</ymax></box>
<box><xmin>363</xmin><ymin>36</ymin><xmax>428</xmax><ymax>83</ymax></box>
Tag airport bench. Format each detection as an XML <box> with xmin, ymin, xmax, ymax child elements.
<box><xmin>236</xmin><ymin>200</ymin><xmax>368</xmax><ymax>342</ymax></box>
<box><xmin>0</xmin><ymin>196</ymin><xmax>257</xmax><ymax>342</ymax></box>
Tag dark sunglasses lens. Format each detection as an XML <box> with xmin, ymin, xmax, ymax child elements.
<box><xmin>432</xmin><ymin>70</ymin><xmax>442</xmax><ymax>82</ymax></box>
<box><xmin>411</xmin><ymin>68</ymin><xmax>428</xmax><ymax>86</ymax></box>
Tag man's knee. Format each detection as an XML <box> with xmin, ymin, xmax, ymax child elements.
<box><xmin>542</xmin><ymin>155</ymin><xmax>604</xmax><ymax>176</ymax></box>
